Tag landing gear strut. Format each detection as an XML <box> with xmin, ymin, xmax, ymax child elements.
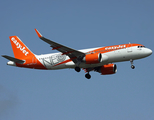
<box><xmin>130</xmin><ymin>59</ymin><xmax>135</xmax><ymax>69</ymax></box>
<box><xmin>85</xmin><ymin>73</ymin><xmax>91</xmax><ymax>79</ymax></box>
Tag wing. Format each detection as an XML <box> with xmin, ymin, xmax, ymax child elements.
<box><xmin>35</xmin><ymin>29</ymin><xmax>85</xmax><ymax>63</ymax></box>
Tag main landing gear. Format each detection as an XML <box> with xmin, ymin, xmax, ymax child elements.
<box><xmin>75</xmin><ymin>66</ymin><xmax>81</xmax><ymax>72</ymax></box>
<box><xmin>85</xmin><ymin>73</ymin><xmax>91</xmax><ymax>79</ymax></box>
<box><xmin>74</xmin><ymin>67</ymin><xmax>91</xmax><ymax>79</ymax></box>
<box><xmin>130</xmin><ymin>59</ymin><xmax>135</xmax><ymax>69</ymax></box>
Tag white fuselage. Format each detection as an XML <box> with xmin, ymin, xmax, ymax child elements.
<box><xmin>35</xmin><ymin>46</ymin><xmax>152</xmax><ymax>70</ymax></box>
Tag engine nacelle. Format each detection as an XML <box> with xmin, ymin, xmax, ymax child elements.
<box><xmin>98</xmin><ymin>64</ymin><xmax>117</xmax><ymax>75</ymax></box>
<box><xmin>82</xmin><ymin>53</ymin><xmax>102</xmax><ymax>64</ymax></box>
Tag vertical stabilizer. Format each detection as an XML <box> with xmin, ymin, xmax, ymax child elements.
<box><xmin>8</xmin><ymin>36</ymin><xmax>46</xmax><ymax>69</ymax></box>
<box><xmin>9</xmin><ymin>36</ymin><xmax>34</xmax><ymax>59</ymax></box>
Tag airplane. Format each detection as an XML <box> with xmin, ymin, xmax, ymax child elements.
<box><xmin>2</xmin><ymin>29</ymin><xmax>152</xmax><ymax>79</ymax></box>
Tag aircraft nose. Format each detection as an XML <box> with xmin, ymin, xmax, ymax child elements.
<box><xmin>145</xmin><ymin>48</ymin><xmax>152</xmax><ymax>56</ymax></box>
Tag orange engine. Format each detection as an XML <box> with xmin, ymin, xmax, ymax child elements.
<box><xmin>97</xmin><ymin>64</ymin><xmax>117</xmax><ymax>75</ymax></box>
<box><xmin>83</xmin><ymin>53</ymin><xmax>102</xmax><ymax>64</ymax></box>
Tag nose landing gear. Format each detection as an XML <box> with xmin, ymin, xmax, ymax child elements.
<box><xmin>131</xmin><ymin>65</ymin><xmax>135</xmax><ymax>69</ymax></box>
<box><xmin>130</xmin><ymin>59</ymin><xmax>135</xmax><ymax>69</ymax></box>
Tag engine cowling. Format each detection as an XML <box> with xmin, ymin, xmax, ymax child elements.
<box><xmin>98</xmin><ymin>64</ymin><xmax>117</xmax><ymax>75</ymax></box>
<box><xmin>82</xmin><ymin>53</ymin><xmax>102</xmax><ymax>64</ymax></box>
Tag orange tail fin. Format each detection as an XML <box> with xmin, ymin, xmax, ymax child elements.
<box><xmin>9</xmin><ymin>36</ymin><xmax>46</xmax><ymax>69</ymax></box>
<box><xmin>9</xmin><ymin>36</ymin><xmax>34</xmax><ymax>59</ymax></box>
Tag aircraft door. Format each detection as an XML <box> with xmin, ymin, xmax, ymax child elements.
<box><xmin>127</xmin><ymin>43</ymin><xmax>132</xmax><ymax>52</ymax></box>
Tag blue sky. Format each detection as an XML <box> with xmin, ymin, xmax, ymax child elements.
<box><xmin>1</xmin><ymin>0</ymin><xmax>154</xmax><ymax>120</ymax></box>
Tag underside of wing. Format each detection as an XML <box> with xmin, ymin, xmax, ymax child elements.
<box><xmin>35</xmin><ymin>29</ymin><xmax>85</xmax><ymax>63</ymax></box>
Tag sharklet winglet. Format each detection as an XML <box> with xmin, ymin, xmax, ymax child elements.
<box><xmin>35</xmin><ymin>29</ymin><xmax>42</xmax><ymax>38</ymax></box>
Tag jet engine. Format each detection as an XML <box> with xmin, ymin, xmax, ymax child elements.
<box><xmin>82</xmin><ymin>53</ymin><xmax>102</xmax><ymax>64</ymax></box>
<box><xmin>82</xmin><ymin>53</ymin><xmax>108</xmax><ymax>64</ymax></box>
<box><xmin>97</xmin><ymin>64</ymin><xmax>117</xmax><ymax>75</ymax></box>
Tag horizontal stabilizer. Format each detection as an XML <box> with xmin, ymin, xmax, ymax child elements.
<box><xmin>2</xmin><ymin>55</ymin><xmax>25</xmax><ymax>64</ymax></box>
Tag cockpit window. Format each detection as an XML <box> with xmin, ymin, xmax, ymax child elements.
<box><xmin>138</xmin><ymin>46</ymin><xmax>145</xmax><ymax>48</ymax></box>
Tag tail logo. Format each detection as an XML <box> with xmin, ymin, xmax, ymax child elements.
<box><xmin>11</xmin><ymin>37</ymin><xmax>29</xmax><ymax>56</ymax></box>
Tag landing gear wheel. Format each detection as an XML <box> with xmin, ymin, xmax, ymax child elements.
<box><xmin>85</xmin><ymin>73</ymin><xmax>91</xmax><ymax>79</ymax></box>
<box><xmin>131</xmin><ymin>65</ymin><xmax>135</xmax><ymax>69</ymax></box>
<box><xmin>75</xmin><ymin>67</ymin><xmax>81</xmax><ymax>72</ymax></box>
<box><xmin>130</xmin><ymin>59</ymin><xmax>135</xmax><ymax>69</ymax></box>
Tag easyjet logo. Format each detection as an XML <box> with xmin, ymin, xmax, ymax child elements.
<box><xmin>11</xmin><ymin>37</ymin><xmax>29</xmax><ymax>56</ymax></box>
<box><xmin>105</xmin><ymin>45</ymin><xmax>126</xmax><ymax>50</ymax></box>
